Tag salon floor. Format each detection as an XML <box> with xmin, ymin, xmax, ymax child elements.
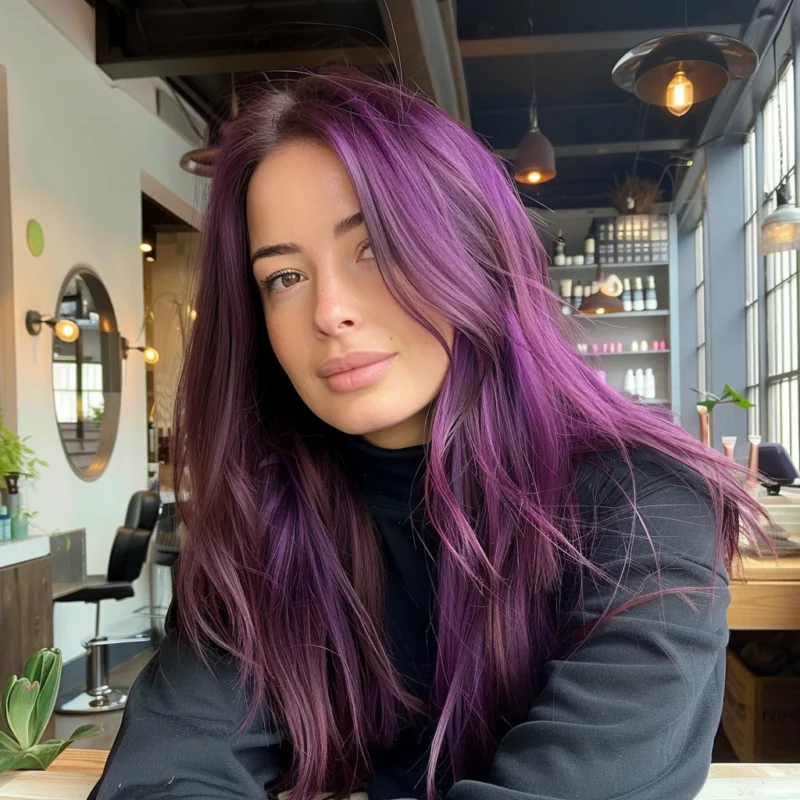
<box><xmin>54</xmin><ymin>649</ymin><xmax>157</xmax><ymax>751</ymax></box>
<box><xmin>54</xmin><ymin>649</ymin><xmax>742</xmax><ymax>762</ymax></box>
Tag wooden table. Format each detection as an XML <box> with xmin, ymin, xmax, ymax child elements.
<box><xmin>729</xmin><ymin>555</ymin><xmax>800</xmax><ymax>630</ymax></box>
<box><xmin>0</xmin><ymin>750</ymin><xmax>798</xmax><ymax>799</ymax></box>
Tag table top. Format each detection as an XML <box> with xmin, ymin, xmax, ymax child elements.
<box><xmin>734</xmin><ymin>554</ymin><xmax>800</xmax><ymax>581</ymax></box>
<box><xmin>0</xmin><ymin>750</ymin><xmax>798</xmax><ymax>800</ymax></box>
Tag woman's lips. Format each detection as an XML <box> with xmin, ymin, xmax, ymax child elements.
<box><xmin>324</xmin><ymin>354</ymin><xmax>396</xmax><ymax>393</ymax></box>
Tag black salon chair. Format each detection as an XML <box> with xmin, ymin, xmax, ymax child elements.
<box><xmin>55</xmin><ymin>490</ymin><xmax>160</xmax><ymax>715</ymax></box>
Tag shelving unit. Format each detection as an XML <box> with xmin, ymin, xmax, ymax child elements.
<box><xmin>539</xmin><ymin>208</ymin><xmax>679</xmax><ymax>413</ymax></box>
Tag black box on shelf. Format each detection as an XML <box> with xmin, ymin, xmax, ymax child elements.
<box><xmin>595</xmin><ymin>214</ymin><xmax>669</xmax><ymax>265</ymax></box>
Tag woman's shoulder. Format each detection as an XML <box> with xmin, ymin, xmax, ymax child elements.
<box><xmin>572</xmin><ymin>446</ymin><xmax>709</xmax><ymax>509</ymax></box>
<box><xmin>570</xmin><ymin>446</ymin><xmax>720</xmax><ymax>570</ymax></box>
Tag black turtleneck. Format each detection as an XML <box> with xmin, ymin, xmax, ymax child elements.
<box><xmin>89</xmin><ymin>440</ymin><xmax>730</xmax><ymax>800</ymax></box>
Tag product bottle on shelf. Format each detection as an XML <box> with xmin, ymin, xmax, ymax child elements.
<box><xmin>645</xmin><ymin>275</ymin><xmax>658</xmax><ymax>310</ymax></box>
<box><xmin>632</xmin><ymin>277</ymin><xmax>645</xmax><ymax>312</ymax></box>
<box><xmin>553</xmin><ymin>230</ymin><xmax>566</xmax><ymax>266</ymax></box>
<box><xmin>623</xmin><ymin>369</ymin><xmax>636</xmax><ymax>394</ymax></box>
<box><xmin>559</xmin><ymin>278</ymin><xmax>573</xmax><ymax>315</ymax></box>
<box><xmin>622</xmin><ymin>278</ymin><xmax>633</xmax><ymax>312</ymax></box>
<box><xmin>634</xmin><ymin>368</ymin><xmax>645</xmax><ymax>397</ymax></box>
<box><xmin>584</xmin><ymin>220</ymin><xmax>596</xmax><ymax>265</ymax></box>
<box><xmin>572</xmin><ymin>281</ymin><xmax>583</xmax><ymax>309</ymax></box>
<box><xmin>644</xmin><ymin>368</ymin><xmax>656</xmax><ymax>400</ymax></box>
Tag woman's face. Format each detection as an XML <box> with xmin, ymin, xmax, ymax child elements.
<box><xmin>246</xmin><ymin>140</ymin><xmax>453</xmax><ymax>449</ymax></box>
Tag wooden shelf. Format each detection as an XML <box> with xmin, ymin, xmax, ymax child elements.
<box><xmin>582</xmin><ymin>349</ymin><xmax>670</xmax><ymax>357</ymax></box>
<box><xmin>572</xmin><ymin>310</ymin><xmax>669</xmax><ymax>319</ymax></box>
<box><xmin>551</xmin><ymin>261</ymin><xmax>669</xmax><ymax>272</ymax></box>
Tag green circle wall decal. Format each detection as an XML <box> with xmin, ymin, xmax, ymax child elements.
<box><xmin>26</xmin><ymin>219</ymin><xmax>44</xmax><ymax>257</ymax></box>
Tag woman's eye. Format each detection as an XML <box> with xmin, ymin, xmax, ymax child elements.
<box><xmin>261</xmin><ymin>271</ymin><xmax>303</xmax><ymax>294</ymax></box>
<box><xmin>360</xmin><ymin>243</ymin><xmax>374</xmax><ymax>261</ymax></box>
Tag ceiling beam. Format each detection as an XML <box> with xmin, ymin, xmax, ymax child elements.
<box><xmin>459</xmin><ymin>24</ymin><xmax>742</xmax><ymax>58</ymax></box>
<box><xmin>495</xmin><ymin>138</ymin><xmax>691</xmax><ymax>160</ymax></box>
<box><xmin>97</xmin><ymin>45</ymin><xmax>394</xmax><ymax>80</ymax></box>
<box><xmin>379</xmin><ymin>0</ymin><xmax>470</xmax><ymax>124</ymax></box>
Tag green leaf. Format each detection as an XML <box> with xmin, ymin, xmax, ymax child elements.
<box><xmin>0</xmin><ymin>750</ymin><xmax>26</xmax><ymax>773</ymax></box>
<box><xmin>690</xmin><ymin>388</ymin><xmax>721</xmax><ymax>402</ymax></box>
<box><xmin>66</xmin><ymin>724</ymin><xmax>103</xmax><ymax>742</ymax></box>
<box><xmin>6</xmin><ymin>679</ymin><xmax>38</xmax><ymax>750</ymax></box>
<box><xmin>0</xmin><ymin>729</ymin><xmax>19</xmax><ymax>752</ymax></box>
<box><xmin>22</xmin><ymin>739</ymin><xmax>71</xmax><ymax>769</ymax></box>
<box><xmin>27</xmin><ymin>650</ymin><xmax>61</xmax><ymax>747</ymax></box>
<box><xmin>10</xmin><ymin>751</ymin><xmax>46</xmax><ymax>770</ymax></box>
<box><xmin>721</xmin><ymin>384</ymin><xmax>755</xmax><ymax>409</ymax></box>
<box><xmin>3</xmin><ymin>676</ymin><xmax>17</xmax><ymax>723</ymax></box>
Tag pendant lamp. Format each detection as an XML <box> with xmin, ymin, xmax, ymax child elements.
<box><xmin>514</xmin><ymin>33</ymin><xmax>556</xmax><ymax>185</ymax></box>
<box><xmin>612</xmin><ymin>31</ymin><xmax>757</xmax><ymax>117</ymax></box>
<box><xmin>580</xmin><ymin>268</ymin><xmax>625</xmax><ymax>315</ymax></box>
<box><xmin>514</xmin><ymin>99</ymin><xmax>556</xmax><ymax>185</ymax></box>
<box><xmin>761</xmin><ymin>182</ymin><xmax>800</xmax><ymax>255</ymax></box>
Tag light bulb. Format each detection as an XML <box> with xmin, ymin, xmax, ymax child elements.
<box><xmin>140</xmin><ymin>242</ymin><xmax>153</xmax><ymax>253</ymax></box>
<box><xmin>54</xmin><ymin>319</ymin><xmax>79</xmax><ymax>343</ymax></box>
<box><xmin>526</xmin><ymin>170</ymin><xmax>542</xmax><ymax>184</ymax></box>
<box><xmin>143</xmin><ymin>347</ymin><xmax>160</xmax><ymax>365</ymax></box>
<box><xmin>595</xmin><ymin>308</ymin><xmax>606</xmax><ymax>315</ymax></box>
<box><xmin>666</xmin><ymin>70</ymin><xmax>693</xmax><ymax>117</ymax></box>
<box><xmin>145</xmin><ymin>255</ymin><xmax>155</xmax><ymax>263</ymax></box>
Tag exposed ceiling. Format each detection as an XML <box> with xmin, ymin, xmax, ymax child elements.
<box><xmin>90</xmin><ymin>0</ymin><xmax>786</xmax><ymax>209</ymax></box>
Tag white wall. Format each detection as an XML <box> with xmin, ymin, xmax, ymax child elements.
<box><xmin>0</xmin><ymin>0</ymin><xmax>202</xmax><ymax>660</ymax></box>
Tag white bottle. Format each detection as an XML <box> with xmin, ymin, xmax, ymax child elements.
<box><xmin>632</xmin><ymin>277</ymin><xmax>645</xmax><ymax>312</ymax></box>
<box><xmin>644</xmin><ymin>368</ymin><xmax>656</xmax><ymax>400</ymax></box>
<box><xmin>623</xmin><ymin>369</ymin><xmax>636</xmax><ymax>394</ymax></box>
<box><xmin>634</xmin><ymin>368</ymin><xmax>645</xmax><ymax>397</ymax></box>
<box><xmin>645</xmin><ymin>276</ymin><xmax>658</xmax><ymax>311</ymax></box>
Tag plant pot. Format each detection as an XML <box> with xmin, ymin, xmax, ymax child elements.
<box><xmin>10</xmin><ymin>516</ymin><xmax>28</xmax><ymax>540</ymax></box>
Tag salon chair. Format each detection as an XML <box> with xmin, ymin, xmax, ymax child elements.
<box><xmin>55</xmin><ymin>490</ymin><xmax>160</xmax><ymax>715</ymax></box>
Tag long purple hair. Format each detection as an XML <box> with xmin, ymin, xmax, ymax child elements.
<box><xmin>174</xmin><ymin>68</ymin><xmax>763</xmax><ymax>800</ymax></box>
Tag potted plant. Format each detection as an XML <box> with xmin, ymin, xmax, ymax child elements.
<box><xmin>0</xmin><ymin>409</ymin><xmax>47</xmax><ymax>529</ymax></box>
<box><xmin>0</xmin><ymin>648</ymin><xmax>102</xmax><ymax>772</ymax></box>
<box><xmin>691</xmin><ymin>385</ymin><xmax>755</xmax><ymax>449</ymax></box>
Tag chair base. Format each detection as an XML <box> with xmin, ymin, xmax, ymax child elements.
<box><xmin>56</xmin><ymin>688</ymin><xmax>128</xmax><ymax>714</ymax></box>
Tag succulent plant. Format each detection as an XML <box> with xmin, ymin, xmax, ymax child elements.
<box><xmin>0</xmin><ymin>648</ymin><xmax>102</xmax><ymax>772</ymax></box>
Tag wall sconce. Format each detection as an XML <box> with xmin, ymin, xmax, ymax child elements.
<box><xmin>25</xmin><ymin>310</ymin><xmax>80</xmax><ymax>343</ymax></box>
<box><xmin>121</xmin><ymin>337</ymin><xmax>159</xmax><ymax>365</ymax></box>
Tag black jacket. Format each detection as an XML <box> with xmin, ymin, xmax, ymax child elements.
<box><xmin>88</xmin><ymin>442</ymin><xmax>729</xmax><ymax>800</ymax></box>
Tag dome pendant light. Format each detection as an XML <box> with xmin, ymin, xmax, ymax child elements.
<box><xmin>612</xmin><ymin>31</ymin><xmax>756</xmax><ymax>117</ymax></box>
<box><xmin>514</xmin><ymin>14</ymin><xmax>556</xmax><ymax>186</ymax></box>
<box><xmin>514</xmin><ymin>97</ymin><xmax>556</xmax><ymax>185</ymax></box>
<box><xmin>580</xmin><ymin>269</ymin><xmax>625</xmax><ymax>316</ymax></box>
<box><xmin>761</xmin><ymin>182</ymin><xmax>800</xmax><ymax>254</ymax></box>
<box><xmin>760</xmin><ymin>42</ymin><xmax>800</xmax><ymax>255</ymax></box>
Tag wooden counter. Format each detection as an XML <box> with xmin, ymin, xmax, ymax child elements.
<box><xmin>1</xmin><ymin>750</ymin><xmax>798</xmax><ymax>799</ymax></box>
<box><xmin>729</xmin><ymin>555</ymin><xmax>800</xmax><ymax>630</ymax></box>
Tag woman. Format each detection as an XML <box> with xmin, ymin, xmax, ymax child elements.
<box><xmin>89</xmin><ymin>69</ymin><xmax>764</xmax><ymax>800</ymax></box>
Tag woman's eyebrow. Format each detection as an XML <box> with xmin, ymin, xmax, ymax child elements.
<box><xmin>250</xmin><ymin>211</ymin><xmax>365</xmax><ymax>267</ymax></box>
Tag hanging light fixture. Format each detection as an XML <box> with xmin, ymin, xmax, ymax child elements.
<box><xmin>580</xmin><ymin>269</ymin><xmax>625</xmax><ymax>316</ymax></box>
<box><xmin>514</xmin><ymin>99</ymin><xmax>557</xmax><ymax>185</ymax></box>
<box><xmin>121</xmin><ymin>337</ymin><xmax>160</xmax><ymax>365</ymax></box>
<box><xmin>760</xmin><ymin>44</ymin><xmax>800</xmax><ymax>254</ymax></box>
<box><xmin>612</xmin><ymin>31</ymin><xmax>756</xmax><ymax>117</ymax></box>
<box><xmin>514</xmin><ymin>9</ymin><xmax>556</xmax><ymax>185</ymax></box>
<box><xmin>180</xmin><ymin>75</ymin><xmax>238</xmax><ymax>178</ymax></box>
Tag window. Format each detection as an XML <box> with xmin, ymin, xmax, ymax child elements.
<box><xmin>53</xmin><ymin>362</ymin><xmax>104</xmax><ymax>424</ymax></box>
<box><xmin>743</xmin><ymin>130</ymin><xmax>760</xmax><ymax>436</ymax></box>
<box><xmin>762</xmin><ymin>62</ymin><xmax>799</xmax><ymax>465</ymax></box>
<box><xmin>695</xmin><ymin>219</ymin><xmax>707</xmax><ymax>396</ymax></box>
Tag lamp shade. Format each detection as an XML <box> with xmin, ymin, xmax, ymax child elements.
<box><xmin>612</xmin><ymin>32</ymin><xmax>757</xmax><ymax>113</ymax></box>
<box><xmin>579</xmin><ymin>290</ymin><xmax>625</xmax><ymax>315</ymax></box>
<box><xmin>760</xmin><ymin>184</ymin><xmax>800</xmax><ymax>254</ymax></box>
<box><xmin>514</xmin><ymin>128</ymin><xmax>556</xmax><ymax>185</ymax></box>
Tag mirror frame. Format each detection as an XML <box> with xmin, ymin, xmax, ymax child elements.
<box><xmin>52</xmin><ymin>265</ymin><xmax>121</xmax><ymax>482</ymax></box>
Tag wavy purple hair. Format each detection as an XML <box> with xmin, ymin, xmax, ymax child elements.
<box><xmin>174</xmin><ymin>68</ymin><xmax>764</xmax><ymax>800</ymax></box>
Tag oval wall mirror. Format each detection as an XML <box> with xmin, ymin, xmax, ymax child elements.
<box><xmin>52</xmin><ymin>267</ymin><xmax>121</xmax><ymax>481</ymax></box>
